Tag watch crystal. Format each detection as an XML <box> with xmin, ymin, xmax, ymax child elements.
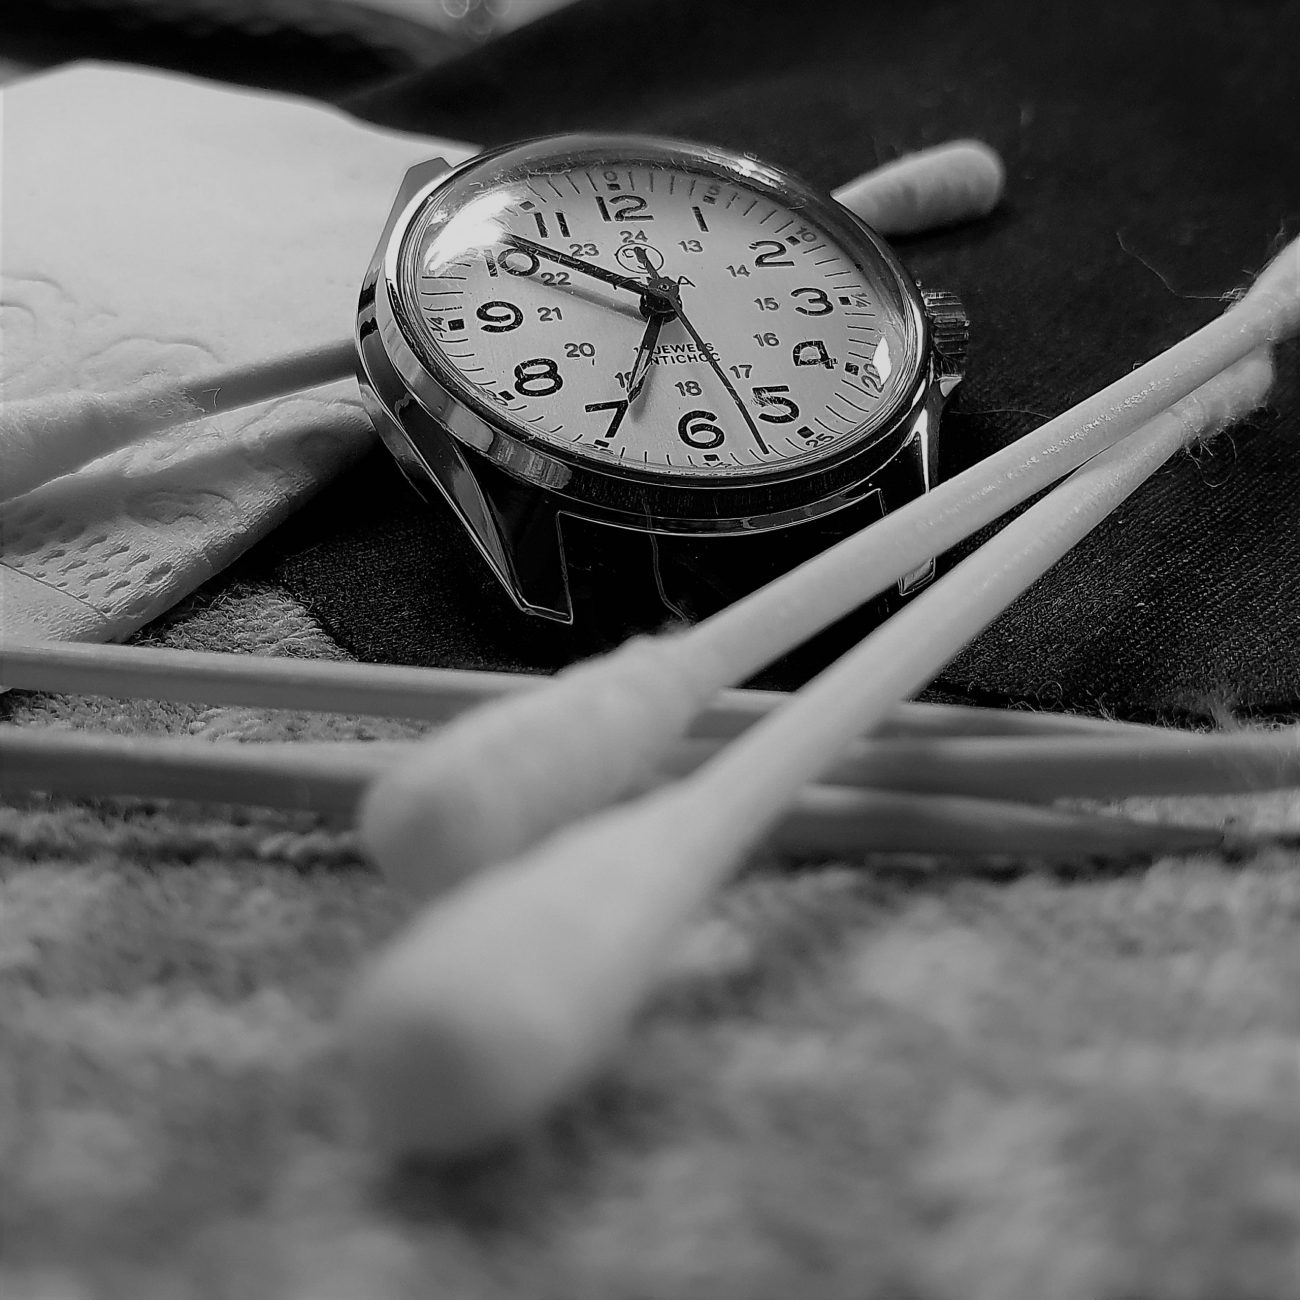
<box><xmin>396</xmin><ymin>139</ymin><xmax>923</xmax><ymax>479</ymax></box>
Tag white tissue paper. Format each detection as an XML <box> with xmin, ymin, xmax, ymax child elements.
<box><xmin>0</xmin><ymin>63</ymin><xmax>474</xmax><ymax>641</ymax></box>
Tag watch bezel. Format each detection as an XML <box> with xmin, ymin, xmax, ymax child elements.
<box><xmin>362</xmin><ymin>133</ymin><xmax>934</xmax><ymax>534</ymax></box>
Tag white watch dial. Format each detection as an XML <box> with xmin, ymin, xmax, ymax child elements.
<box><xmin>397</xmin><ymin>143</ymin><xmax>923</xmax><ymax>479</ymax></box>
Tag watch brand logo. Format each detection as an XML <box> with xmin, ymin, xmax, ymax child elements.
<box><xmin>615</xmin><ymin>242</ymin><xmax>665</xmax><ymax>274</ymax></box>
<box><xmin>612</xmin><ymin>241</ymin><xmax>695</xmax><ymax>288</ymax></box>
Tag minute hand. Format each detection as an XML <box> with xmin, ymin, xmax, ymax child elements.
<box><xmin>502</xmin><ymin>234</ymin><xmax>675</xmax><ymax>306</ymax></box>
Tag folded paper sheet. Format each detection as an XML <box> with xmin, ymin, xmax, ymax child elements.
<box><xmin>0</xmin><ymin>63</ymin><xmax>473</xmax><ymax>641</ymax></box>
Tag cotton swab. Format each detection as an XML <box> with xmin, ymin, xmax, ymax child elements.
<box><xmin>0</xmin><ymin>339</ymin><xmax>357</xmax><ymax>503</ymax></box>
<box><xmin>834</xmin><ymin>140</ymin><xmax>1004</xmax><ymax>234</ymax></box>
<box><xmin>5</xmin><ymin>717</ymin><xmax>1299</xmax><ymax>816</ymax></box>
<box><xmin>0</xmin><ymin>635</ymin><xmax>1148</xmax><ymax>740</ymax></box>
<box><xmin>341</xmin><ymin>347</ymin><xmax>1274</xmax><ymax>1156</ymax></box>
<box><xmin>666</xmin><ymin>727</ymin><xmax>1300</xmax><ymax>803</ymax></box>
<box><xmin>0</xmin><ymin>725</ymin><xmax>1232</xmax><ymax>858</ymax></box>
<box><xmin>0</xmin><ymin>726</ymin><xmax>393</xmax><ymax>815</ymax></box>
<box><xmin>357</xmin><ymin>241</ymin><xmax>1300</xmax><ymax>898</ymax></box>
<box><xmin>767</xmin><ymin>787</ymin><xmax>1222</xmax><ymax>858</ymax></box>
<box><xmin>0</xmin><ymin>140</ymin><xmax>1003</xmax><ymax>505</ymax></box>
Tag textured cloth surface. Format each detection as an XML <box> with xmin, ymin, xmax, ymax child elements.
<box><xmin>266</xmin><ymin>0</ymin><xmax>1300</xmax><ymax>721</ymax></box>
<box><xmin>3</xmin><ymin>577</ymin><xmax>1300</xmax><ymax>1295</ymax></box>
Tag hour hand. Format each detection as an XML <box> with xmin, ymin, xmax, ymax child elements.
<box><xmin>625</xmin><ymin>300</ymin><xmax>675</xmax><ymax>403</ymax></box>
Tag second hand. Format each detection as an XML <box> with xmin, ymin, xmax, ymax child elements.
<box><xmin>632</xmin><ymin>248</ymin><xmax>770</xmax><ymax>456</ymax></box>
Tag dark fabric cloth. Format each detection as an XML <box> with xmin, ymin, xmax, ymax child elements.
<box><xmin>0</xmin><ymin>0</ymin><xmax>470</xmax><ymax>98</ymax></box>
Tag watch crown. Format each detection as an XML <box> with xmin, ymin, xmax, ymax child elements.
<box><xmin>920</xmin><ymin>288</ymin><xmax>969</xmax><ymax>396</ymax></box>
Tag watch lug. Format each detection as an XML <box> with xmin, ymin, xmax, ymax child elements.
<box><xmin>896</xmin><ymin>405</ymin><xmax>937</xmax><ymax>595</ymax></box>
<box><xmin>403</xmin><ymin>431</ymin><xmax>574</xmax><ymax>623</ymax></box>
<box><xmin>393</xmin><ymin>158</ymin><xmax>452</xmax><ymax>217</ymax></box>
<box><xmin>471</xmin><ymin>461</ymin><xmax>575</xmax><ymax>623</ymax></box>
<box><xmin>374</xmin><ymin>159</ymin><xmax>454</xmax><ymax>245</ymax></box>
<box><xmin>919</xmin><ymin>287</ymin><xmax>969</xmax><ymax>400</ymax></box>
<box><xmin>892</xmin><ymin>380</ymin><xmax>946</xmax><ymax>597</ymax></box>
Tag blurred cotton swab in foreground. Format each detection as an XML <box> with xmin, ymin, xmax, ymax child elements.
<box><xmin>0</xmin><ymin>723</ymin><xmax>1235</xmax><ymax>858</ymax></box>
<box><xmin>0</xmin><ymin>633</ymin><xmax>1152</xmax><ymax>739</ymax></box>
<box><xmin>358</xmin><ymin>240</ymin><xmax>1300</xmax><ymax>900</ymax></box>
<box><xmin>344</xmin><ymin>347</ymin><xmax>1275</xmax><ymax>1156</ymax></box>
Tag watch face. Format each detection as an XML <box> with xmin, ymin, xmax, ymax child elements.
<box><xmin>391</xmin><ymin>136</ymin><xmax>925</xmax><ymax>482</ymax></box>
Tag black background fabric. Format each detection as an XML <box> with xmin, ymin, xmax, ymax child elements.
<box><xmin>0</xmin><ymin>0</ymin><xmax>470</xmax><ymax>98</ymax></box>
<box><xmin>11</xmin><ymin>0</ymin><xmax>1299</xmax><ymax>721</ymax></box>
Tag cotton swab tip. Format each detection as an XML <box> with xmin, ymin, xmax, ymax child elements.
<box><xmin>1236</xmin><ymin>235</ymin><xmax>1300</xmax><ymax>341</ymax></box>
<box><xmin>356</xmin><ymin>633</ymin><xmax>720</xmax><ymax>897</ymax></box>
<box><xmin>1176</xmin><ymin>347</ymin><xmax>1274</xmax><ymax>440</ymax></box>
<box><xmin>346</xmin><ymin>795</ymin><xmax>703</xmax><ymax>1155</ymax></box>
<box><xmin>834</xmin><ymin>139</ymin><xmax>1005</xmax><ymax>236</ymax></box>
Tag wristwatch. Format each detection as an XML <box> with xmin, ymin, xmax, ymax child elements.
<box><xmin>355</xmin><ymin>134</ymin><xmax>967</xmax><ymax>624</ymax></box>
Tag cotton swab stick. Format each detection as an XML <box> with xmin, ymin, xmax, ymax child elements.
<box><xmin>0</xmin><ymin>726</ymin><xmax>394</xmax><ymax>815</ymax></box>
<box><xmin>0</xmin><ymin>140</ymin><xmax>1003</xmax><ymax>505</ymax></box>
<box><xmin>0</xmin><ymin>725</ymin><xmax>1231</xmax><ymax>858</ymax></box>
<box><xmin>5</xmin><ymin>717</ymin><xmax>1299</xmax><ymax>815</ymax></box>
<box><xmin>667</xmin><ymin>727</ymin><xmax>1300</xmax><ymax>803</ymax></box>
<box><xmin>0</xmin><ymin>339</ymin><xmax>357</xmax><ymax>503</ymax></box>
<box><xmin>342</xmin><ymin>348</ymin><xmax>1274</xmax><ymax>1156</ymax></box>
<box><xmin>768</xmin><ymin>787</ymin><xmax>1222</xmax><ymax>858</ymax></box>
<box><xmin>358</xmin><ymin>241</ymin><xmax>1300</xmax><ymax>897</ymax></box>
<box><xmin>0</xmin><ymin>635</ymin><xmax>1149</xmax><ymax>740</ymax></box>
